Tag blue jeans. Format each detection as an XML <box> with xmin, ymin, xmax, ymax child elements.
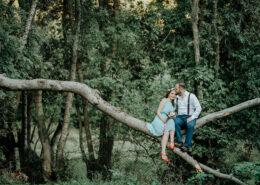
<box><xmin>174</xmin><ymin>115</ymin><xmax>196</xmax><ymax>148</ymax></box>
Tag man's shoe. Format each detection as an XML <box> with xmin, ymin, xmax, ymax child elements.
<box><xmin>175</xmin><ymin>142</ymin><xmax>183</xmax><ymax>148</ymax></box>
<box><xmin>180</xmin><ymin>146</ymin><xmax>188</xmax><ymax>152</ymax></box>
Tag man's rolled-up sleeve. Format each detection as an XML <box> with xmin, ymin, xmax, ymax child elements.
<box><xmin>191</xmin><ymin>94</ymin><xmax>201</xmax><ymax>119</ymax></box>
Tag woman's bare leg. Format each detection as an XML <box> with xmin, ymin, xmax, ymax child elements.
<box><xmin>161</xmin><ymin>132</ymin><xmax>169</xmax><ymax>155</ymax></box>
<box><xmin>170</xmin><ymin>130</ymin><xmax>174</xmax><ymax>143</ymax></box>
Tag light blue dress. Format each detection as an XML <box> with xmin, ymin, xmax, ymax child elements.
<box><xmin>146</xmin><ymin>98</ymin><xmax>175</xmax><ymax>136</ymax></box>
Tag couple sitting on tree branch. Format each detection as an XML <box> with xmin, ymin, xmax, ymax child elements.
<box><xmin>146</xmin><ymin>82</ymin><xmax>202</xmax><ymax>162</ymax></box>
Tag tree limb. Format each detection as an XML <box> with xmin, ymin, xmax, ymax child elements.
<box><xmin>199</xmin><ymin>163</ymin><xmax>246</xmax><ymax>185</ymax></box>
<box><xmin>195</xmin><ymin>98</ymin><xmax>260</xmax><ymax>130</ymax></box>
<box><xmin>0</xmin><ymin>75</ymin><xmax>256</xmax><ymax>185</ymax></box>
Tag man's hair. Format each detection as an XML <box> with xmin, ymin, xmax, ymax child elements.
<box><xmin>178</xmin><ymin>82</ymin><xmax>186</xmax><ymax>89</ymax></box>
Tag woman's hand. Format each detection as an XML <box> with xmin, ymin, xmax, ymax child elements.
<box><xmin>168</xmin><ymin>111</ymin><xmax>175</xmax><ymax>117</ymax></box>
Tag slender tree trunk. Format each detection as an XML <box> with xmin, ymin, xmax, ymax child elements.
<box><xmin>18</xmin><ymin>91</ymin><xmax>27</xmax><ymax>166</ymax></box>
<box><xmin>98</xmin><ymin>115</ymin><xmax>109</xmax><ymax>177</ymax></box>
<box><xmin>77</xmin><ymin>61</ymin><xmax>100</xmax><ymax>180</ymax></box>
<box><xmin>19</xmin><ymin>0</ymin><xmax>39</xmax><ymax>53</ymax></box>
<box><xmin>27</xmin><ymin>92</ymin><xmax>32</xmax><ymax>151</ymax></box>
<box><xmin>191</xmin><ymin>0</ymin><xmax>203</xmax><ymax>99</ymax></box>
<box><xmin>56</xmin><ymin>0</ymin><xmax>81</xmax><ymax>169</ymax></box>
<box><xmin>50</xmin><ymin>122</ymin><xmax>62</xmax><ymax>163</ymax></box>
<box><xmin>34</xmin><ymin>91</ymin><xmax>52</xmax><ymax>182</ymax></box>
<box><xmin>97</xmin><ymin>0</ymin><xmax>119</xmax><ymax>179</ymax></box>
<box><xmin>192</xmin><ymin>0</ymin><xmax>200</xmax><ymax>66</ymax></box>
<box><xmin>75</xmin><ymin>103</ymin><xmax>87</xmax><ymax>162</ymax></box>
<box><xmin>76</xmin><ymin>61</ymin><xmax>95</xmax><ymax>160</ymax></box>
<box><xmin>75</xmin><ymin>99</ymin><xmax>98</xmax><ymax>180</ymax></box>
<box><xmin>106</xmin><ymin>116</ymin><xmax>114</xmax><ymax>166</ymax></box>
<box><xmin>213</xmin><ymin>0</ymin><xmax>220</xmax><ymax>69</ymax></box>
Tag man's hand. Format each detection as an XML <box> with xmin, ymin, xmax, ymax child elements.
<box><xmin>187</xmin><ymin>117</ymin><xmax>193</xmax><ymax>123</ymax></box>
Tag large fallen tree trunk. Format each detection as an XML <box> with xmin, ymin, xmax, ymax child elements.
<box><xmin>1</xmin><ymin>74</ymin><xmax>258</xmax><ymax>185</ymax></box>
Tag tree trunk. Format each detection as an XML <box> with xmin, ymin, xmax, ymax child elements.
<box><xmin>27</xmin><ymin>92</ymin><xmax>32</xmax><ymax>151</ymax></box>
<box><xmin>75</xmin><ymin>99</ymin><xmax>99</xmax><ymax>180</ymax></box>
<box><xmin>213</xmin><ymin>0</ymin><xmax>220</xmax><ymax>68</ymax></box>
<box><xmin>191</xmin><ymin>0</ymin><xmax>203</xmax><ymax>100</ymax></box>
<box><xmin>19</xmin><ymin>0</ymin><xmax>39</xmax><ymax>53</ymax></box>
<box><xmin>75</xmin><ymin>102</ymin><xmax>88</xmax><ymax>163</ymax></box>
<box><xmin>18</xmin><ymin>91</ymin><xmax>27</xmax><ymax>166</ymax></box>
<box><xmin>1</xmin><ymin>75</ymin><xmax>258</xmax><ymax>185</ymax></box>
<box><xmin>56</xmin><ymin>0</ymin><xmax>81</xmax><ymax>170</ymax></box>
<box><xmin>76</xmin><ymin>61</ymin><xmax>95</xmax><ymax>160</ymax></box>
<box><xmin>97</xmin><ymin>0</ymin><xmax>119</xmax><ymax>178</ymax></box>
<box><xmin>191</xmin><ymin>0</ymin><xmax>200</xmax><ymax>66</ymax></box>
<box><xmin>50</xmin><ymin>122</ymin><xmax>62</xmax><ymax>163</ymax></box>
<box><xmin>34</xmin><ymin>91</ymin><xmax>52</xmax><ymax>182</ymax></box>
<box><xmin>77</xmin><ymin>61</ymin><xmax>100</xmax><ymax>180</ymax></box>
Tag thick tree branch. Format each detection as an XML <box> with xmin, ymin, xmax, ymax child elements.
<box><xmin>199</xmin><ymin>163</ymin><xmax>245</xmax><ymax>185</ymax></box>
<box><xmin>195</xmin><ymin>98</ymin><xmax>260</xmax><ymax>129</ymax></box>
<box><xmin>0</xmin><ymin>75</ymin><xmax>256</xmax><ymax>185</ymax></box>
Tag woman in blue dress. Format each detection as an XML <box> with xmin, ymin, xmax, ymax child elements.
<box><xmin>146</xmin><ymin>88</ymin><xmax>176</xmax><ymax>162</ymax></box>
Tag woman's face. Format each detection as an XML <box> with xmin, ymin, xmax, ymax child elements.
<box><xmin>168</xmin><ymin>90</ymin><xmax>176</xmax><ymax>100</ymax></box>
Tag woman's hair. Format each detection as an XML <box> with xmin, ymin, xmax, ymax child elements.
<box><xmin>164</xmin><ymin>88</ymin><xmax>175</xmax><ymax>106</ymax></box>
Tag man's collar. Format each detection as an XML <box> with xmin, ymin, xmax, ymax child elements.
<box><xmin>184</xmin><ymin>90</ymin><xmax>189</xmax><ymax>96</ymax></box>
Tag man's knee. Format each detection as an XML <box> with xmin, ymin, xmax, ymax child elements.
<box><xmin>174</xmin><ymin>117</ymin><xmax>183</xmax><ymax>126</ymax></box>
<box><xmin>187</xmin><ymin>119</ymin><xmax>196</xmax><ymax>129</ymax></box>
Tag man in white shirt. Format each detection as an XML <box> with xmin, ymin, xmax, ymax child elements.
<box><xmin>173</xmin><ymin>82</ymin><xmax>202</xmax><ymax>152</ymax></box>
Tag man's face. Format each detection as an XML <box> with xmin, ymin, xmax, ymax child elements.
<box><xmin>175</xmin><ymin>84</ymin><xmax>180</xmax><ymax>95</ymax></box>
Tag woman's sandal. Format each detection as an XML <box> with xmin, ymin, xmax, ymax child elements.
<box><xmin>160</xmin><ymin>153</ymin><xmax>169</xmax><ymax>162</ymax></box>
<box><xmin>169</xmin><ymin>141</ymin><xmax>175</xmax><ymax>150</ymax></box>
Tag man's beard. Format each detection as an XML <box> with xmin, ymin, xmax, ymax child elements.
<box><xmin>176</xmin><ymin>91</ymin><xmax>181</xmax><ymax>95</ymax></box>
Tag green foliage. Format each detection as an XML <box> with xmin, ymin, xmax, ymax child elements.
<box><xmin>232</xmin><ymin>162</ymin><xmax>260</xmax><ymax>184</ymax></box>
<box><xmin>186</xmin><ymin>172</ymin><xmax>214</xmax><ymax>185</ymax></box>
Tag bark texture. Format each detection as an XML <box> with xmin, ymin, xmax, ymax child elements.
<box><xmin>213</xmin><ymin>0</ymin><xmax>220</xmax><ymax>68</ymax></box>
<box><xmin>192</xmin><ymin>0</ymin><xmax>200</xmax><ymax>66</ymax></box>
<box><xmin>19</xmin><ymin>0</ymin><xmax>39</xmax><ymax>53</ymax></box>
<box><xmin>56</xmin><ymin>0</ymin><xmax>81</xmax><ymax>169</ymax></box>
<box><xmin>34</xmin><ymin>91</ymin><xmax>52</xmax><ymax>182</ymax></box>
<box><xmin>1</xmin><ymin>74</ymin><xmax>259</xmax><ymax>185</ymax></box>
<box><xmin>76</xmin><ymin>62</ymin><xmax>95</xmax><ymax>160</ymax></box>
<box><xmin>191</xmin><ymin>0</ymin><xmax>203</xmax><ymax>99</ymax></box>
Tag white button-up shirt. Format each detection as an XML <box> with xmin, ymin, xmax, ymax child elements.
<box><xmin>173</xmin><ymin>91</ymin><xmax>202</xmax><ymax>119</ymax></box>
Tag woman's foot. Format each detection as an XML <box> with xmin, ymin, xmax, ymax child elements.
<box><xmin>169</xmin><ymin>141</ymin><xmax>175</xmax><ymax>150</ymax></box>
<box><xmin>160</xmin><ymin>153</ymin><xmax>169</xmax><ymax>162</ymax></box>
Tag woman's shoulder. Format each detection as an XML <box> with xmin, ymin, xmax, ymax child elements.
<box><xmin>160</xmin><ymin>97</ymin><xmax>168</xmax><ymax>103</ymax></box>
